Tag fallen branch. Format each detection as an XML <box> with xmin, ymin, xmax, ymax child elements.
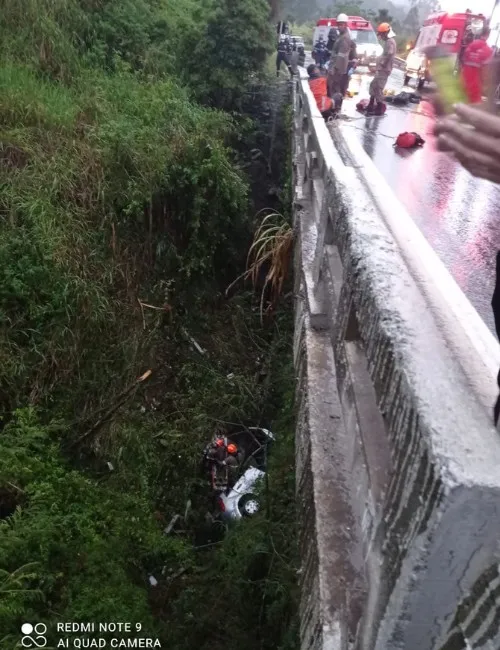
<box><xmin>70</xmin><ymin>370</ymin><xmax>152</xmax><ymax>447</ymax></box>
<box><xmin>181</xmin><ymin>327</ymin><xmax>206</xmax><ymax>355</ymax></box>
<box><xmin>5</xmin><ymin>482</ymin><xmax>25</xmax><ymax>494</ymax></box>
<box><xmin>164</xmin><ymin>514</ymin><xmax>181</xmax><ymax>535</ymax></box>
<box><xmin>166</xmin><ymin>568</ymin><xmax>187</xmax><ymax>582</ymax></box>
<box><xmin>137</xmin><ymin>299</ymin><xmax>171</xmax><ymax>330</ymax></box>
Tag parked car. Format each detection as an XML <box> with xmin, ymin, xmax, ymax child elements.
<box><xmin>203</xmin><ymin>427</ymin><xmax>275</xmax><ymax>522</ymax></box>
<box><xmin>289</xmin><ymin>35</ymin><xmax>305</xmax><ymax>49</ymax></box>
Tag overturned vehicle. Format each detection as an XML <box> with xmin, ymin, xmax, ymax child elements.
<box><xmin>202</xmin><ymin>427</ymin><xmax>275</xmax><ymax>521</ymax></box>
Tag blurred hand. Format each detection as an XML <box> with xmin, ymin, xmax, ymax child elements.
<box><xmin>434</xmin><ymin>103</ymin><xmax>500</xmax><ymax>184</ymax></box>
<box><xmin>429</xmin><ymin>90</ymin><xmax>446</xmax><ymax>117</ymax></box>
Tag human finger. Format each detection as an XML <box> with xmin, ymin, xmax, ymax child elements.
<box><xmin>434</xmin><ymin>117</ymin><xmax>500</xmax><ymax>159</ymax></box>
<box><xmin>438</xmin><ymin>134</ymin><xmax>500</xmax><ymax>182</ymax></box>
<box><xmin>438</xmin><ymin>133</ymin><xmax>500</xmax><ymax>171</ymax></box>
<box><xmin>435</xmin><ymin>134</ymin><xmax>453</xmax><ymax>153</ymax></box>
<box><xmin>433</xmin><ymin>114</ymin><xmax>461</xmax><ymax>138</ymax></box>
<box><xmin>453</xmin><ymin>103</ymin><xmax>500</xmax><ymax>138</ymax></box>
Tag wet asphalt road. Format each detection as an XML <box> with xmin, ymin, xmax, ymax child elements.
<box><xmin>339</xmin><ymin>68</ymin><xmax>500</xmax><ymax>334</ymax></box>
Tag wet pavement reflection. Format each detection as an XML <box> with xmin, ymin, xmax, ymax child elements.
<box><xmin>340</xmin><ymin>69</ymin><xmax>500</xmax><ymax>334</ymax></box>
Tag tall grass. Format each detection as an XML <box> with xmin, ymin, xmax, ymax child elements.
<box><xmin>0</xmin><ymin>4</ymin><xmax>249</xmax><ymax>417</ymax></box>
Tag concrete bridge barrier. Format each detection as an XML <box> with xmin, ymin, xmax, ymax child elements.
<box><xmin>292</xmin><ymin>66</ymin><xmax>500</xmax><ymax>650</ymax></box>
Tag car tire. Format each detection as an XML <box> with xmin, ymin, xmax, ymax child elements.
<box><xmin>239</xmin><ymin>494</ymin><xmax>261</xmax><ymax>518</ymax></box>
<box><xmin>404</xmin><ymin>74</ymin><xmax>411</xmax><ymax>86</ymax></box>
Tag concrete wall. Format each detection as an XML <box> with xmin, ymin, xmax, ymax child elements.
<box><xmin>292</xmin><ymin>67</ymin><xmax>500</xmax><ymax>650</ymax></box>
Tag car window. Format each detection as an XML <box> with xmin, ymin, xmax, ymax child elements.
<box><xmin>230</xmin><ymin>428</ymin><xmax>271</xmax><ymax>473</ymax></box>
<box><xmin>350</xmin><ymin>30</ymin><xmax>378</xmax><ymax>45</ymax></box>
<box><xmin>242</xmin><ymin>447</ymin><xmax>266</xmax><ymax>472</ymax></box>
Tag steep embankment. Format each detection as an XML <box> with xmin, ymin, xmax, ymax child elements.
<box><xmin>0</xmin><ymin>2</ymin><xmax>297</xmax><ymax>649</ymax></box>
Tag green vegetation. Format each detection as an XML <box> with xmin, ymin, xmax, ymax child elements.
<box><xmin>0</xmin><ymin>0</ymin><xmax>298</xmax><ymax>648</ymax></box>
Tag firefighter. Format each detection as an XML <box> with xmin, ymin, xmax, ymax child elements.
<box><xmin>225</xmin><ymin>443</ymin><xmax>243</xmax><ymax>485</ymax></box>
<box><xmin>327</xmin><ymin>14</ymin><xmax>352</xmax><ymax>100</ymax></box>
<box><xmin>461</xmin><ymin>26</ymin><xmax>493</xmax><ymax>104</ymax></box>
<box><xmin>307</xmin><ymin>64</ymin><xmax>341</xmax><ymax>119</ymax></box>
<box><xmin>276</xmin><ymin>36</ymin><xmax>293</xmax><ymax>77</ymax></box>
<box><xmin>367</xmin><ymin>23</ymin><xmax>396</xmax><ymax>115</ymax></box>
<box><xmin>313</xmin><ymin>36</ymin><xmax>328</xmax><ymax>70</ymax></box>
<box><xmin>298</xmin><ymin>43</ymin><xmax>306</xmax><ymax>68</ymax></box>
<box><xmin>205</xmin><ymin>437</ymin><xmax>227</xmax><ymax>464</ymax></box>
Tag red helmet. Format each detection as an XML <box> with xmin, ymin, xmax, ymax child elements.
<box><xmin>377</xmin><ymin>22</ymin><xmax>391</xmax><ymax>33</ymax></box>
<box><xmin>215</xmin><ymin>438</ymin><xmax>225</xmax><ymax>448</ymax></box>
<box><xmin>227</xmin><ymin>443</ymin><xmax>238</xmax><ymax>455</ymax></box>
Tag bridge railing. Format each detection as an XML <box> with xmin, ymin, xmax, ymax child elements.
<box><xmin>292</xmin><ymin>66</ymin><xmax>500</xmax><ymax>650</ymax></box>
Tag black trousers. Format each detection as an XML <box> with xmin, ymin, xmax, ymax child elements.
<box><xmin>492</xmin><ymin>251</ymin><xmax>500</xmax><ymax>424</ymax></box>
<box><xmin>276</xmin><ymin>51</ymin><xmax>291</xmax><ymax>74</ymax></box>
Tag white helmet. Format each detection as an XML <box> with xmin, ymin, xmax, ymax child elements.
<box><xmin>337</xmin><ymin>13</ymin><xmax>348</xmax><ymax>23</ymax></box>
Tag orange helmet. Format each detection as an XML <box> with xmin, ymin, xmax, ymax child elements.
<box><xmin>377</xmin><ymin>23</ymin><xmax>391</xmax><ymax>33</ymax></box>
<box><xmin>227</xmin><ymin>443</ymin><xmax>238</xmax><ymax>455</ymax></box>
<box><xmin>215</xmin><ymin>438</ymin><xmax>225</xmax><ymax>447</ymax></box>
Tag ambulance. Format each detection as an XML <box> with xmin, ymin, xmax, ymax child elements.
<box><xmin>313</xmin><ymin>16</ymin><xmax>382</xmax><ymax>70</ymax></box>
<box><xmin>405</xmin><ymin>11</ymin><xmax>486</xmax><ymax>89</ymax></box>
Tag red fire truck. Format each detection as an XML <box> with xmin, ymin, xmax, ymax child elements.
<box><xmin>405</xmin><ymin>10</ymin><xmax>486</xmax><ymax>89</ymax></box>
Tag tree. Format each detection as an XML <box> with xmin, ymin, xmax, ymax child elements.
<box><xmin>190</xmin><ymin>0</ymin><xmax>274</xmax><ymax>108</ymax></box>
<box><xmin>328</xmin><ymin>1</ymin><xmax>364</xmax><ymax>16</ymax></box>
<box><xmin>377</xmin><ymin>8</ymin><xmax>393</xmax><ymax>24</ymax></box>
<box><xmin>404</xmin><ymin>6</ymin><xmax>420</xmax><ymax>35</ymax></box>
<box><xmin>268</xmin><ymin>0</ymin><xmax>281</xmax><ymax>20</ymax></box>
<box><xmin>282</xmin><ymin>0</ymin><xmax>320</xmax><ymax>23</ymax></box>
<box><xmin>410</xmin><ymin>0</ymin><xmax>441</xmax><ymax>21</ymax></box>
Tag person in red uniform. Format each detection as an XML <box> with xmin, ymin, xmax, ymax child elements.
<box><xmin>307</xmin><ymin>64</ymin><xmax>342</xmax><ymax>119</ymax></box>
<box><xmin>461</xmin><ymin>27</ymin><xmax>493</xmax><ymax>104</ymax></box>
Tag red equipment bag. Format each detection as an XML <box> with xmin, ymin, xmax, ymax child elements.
<box><xmin>394</xmin><ymin>131</ymin><xmax>425</xmax><ymax>148</ymax></box>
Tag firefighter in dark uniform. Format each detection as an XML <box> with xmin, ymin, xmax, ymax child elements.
<box><xmin>298</xmin><ymin>43</ymin><xmax>306</xmax><ymax>68</ymax></box>
<box><xmin>276</xmin><ymin>36</ymin><xmax>293</xmax><ymax>77</ymax></box>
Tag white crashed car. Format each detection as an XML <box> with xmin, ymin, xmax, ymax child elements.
<box><xmin>216</xmin><ymin>427</ymin><xmax>275</xmax><ymax>521</ymax></box>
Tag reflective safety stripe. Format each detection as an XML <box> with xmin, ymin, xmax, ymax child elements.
<box><xmin>320</xmin><ymin>96</ymin><xmax>333</xmax><ymax>112</ymax></box>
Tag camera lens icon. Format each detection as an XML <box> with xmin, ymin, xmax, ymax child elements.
<box><xmin>21</xmin><ymin>623</ymin><xmax>47</xmax><ymax>648</ymax></box>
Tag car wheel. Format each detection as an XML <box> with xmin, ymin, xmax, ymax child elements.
<box><xmin>239</xmin><ymin>494</ymin><xmax>260</xmax><ymax>517</ymax></box>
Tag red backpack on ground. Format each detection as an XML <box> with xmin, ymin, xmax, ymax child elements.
<box><xmin>394</xmin><ymin>132</ymin><xmax>425</xmax><ymax>148</ymax></box>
